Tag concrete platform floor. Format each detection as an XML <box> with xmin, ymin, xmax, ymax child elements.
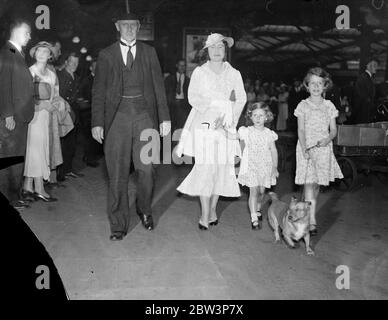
<box><xmin>20</xmin><ymin>159</ymin><xmax>388</xmax><ymax>300</ymax></box>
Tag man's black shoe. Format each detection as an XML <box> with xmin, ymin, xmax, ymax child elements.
<box><xmin>109</xmin><ymin>233</ymin><xmax>124</xmax><ymax>241</ymax></box>
<box><xmin>140</xmin><ymin>214</ymin><xmax>154</xmax><ymax>230</ymax></box>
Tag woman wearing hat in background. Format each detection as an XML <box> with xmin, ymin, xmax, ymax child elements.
<box><xmin>176</xmin><ymin>33</ymin><xmax>246</xmax><ymax>230</ymax></box>
<box><xmin>22</xmin><ymin>41</ymin><xmax>60</xmax><ymax>202</ymax></box>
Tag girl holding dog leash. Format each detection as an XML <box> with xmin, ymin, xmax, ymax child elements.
<box><xmin>294</xmin><ymin>67</ymin><xmax>343</xmax><ymax>236</ymax></box>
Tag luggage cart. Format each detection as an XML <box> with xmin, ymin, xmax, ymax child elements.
<box><xmin>334</xmin><ymin>145</ymin><xmax>388</xmax><ymax>191</ymax></box>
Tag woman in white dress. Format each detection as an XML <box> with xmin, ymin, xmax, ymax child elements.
<box><xmin>176</xmin><ymin>33</ymin><xmax>246</xmax><ymax>230</ymax></box>
<box><xmin>22</xmin><ymin>42</ymin><xmax>58</xmax><ymax>202</ymax></box>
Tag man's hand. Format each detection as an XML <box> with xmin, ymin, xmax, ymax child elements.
<box><xmin>5</xmin><ymin>116</ymin><xmax>15</xmax><ymax>131</ymax></box>
<box><xmin>160</xmin><ymin>121</ymin><xmax>171</xmax><ymax>137</ymax></box>
<box><xmin>92</xmin><ymin>126</ymin><xmax>104</xmax><ymax>144</ymax></box>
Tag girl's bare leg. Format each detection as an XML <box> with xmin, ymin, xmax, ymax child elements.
<box><xmin>249</xmin><ymin>187</ymin><xmax>260</xmax><ymax>228</ymax></box>
<box><xmin>304</xmin><ymin>183</ymin><xmax>317</xmax><ymax>228</ymax></box>
<box><xmin>256</xmin><ymin>186</ymin><xmax>266</xmax><ymax>219</ymax></box>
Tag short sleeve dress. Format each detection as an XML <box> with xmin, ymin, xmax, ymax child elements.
<box><xmin>237</xmin><ymin>126</ymin><xmax>278</xmax><ymax>188</ymax></box>
<box><xmin>294</xmin><ymin>99</ymin><xmax>343</xmax><ymax>186</ymax></box>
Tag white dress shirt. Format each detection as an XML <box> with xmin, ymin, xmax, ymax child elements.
<box><xmin>119</xmin><ymin>38</ymin><xmax>137</xmax><ymax>66</ymax></box>
<box><xmin>176</xmin><ymin>72</ymin><xmax>185</xmax><ymax>99</ymax></box>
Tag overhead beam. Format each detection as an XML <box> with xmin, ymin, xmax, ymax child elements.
<box><xmin>251</xmin><ymin>30</ymin><xmax>386</xmax><ymax>41</ymax></box>
<box><xmin>270</xmin><ymin>39</ymin><xmax>359</xmax><ymax>65</ymax></box>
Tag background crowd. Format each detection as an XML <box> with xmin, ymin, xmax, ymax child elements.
<box><xmin>240</xmin><ymin>58</ymin><xmax>388</xmax><ymax>133</ymax></box>
<box><xmin>0</xmin><ymin>19</ymin><xmax>102</xmax><ymax>210</ymax></box>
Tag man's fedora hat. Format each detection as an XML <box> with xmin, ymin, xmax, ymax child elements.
<box><xmin>29</xmin><ymin>41</ymin><xmax>55</xmax><ymax>58</ymax></box>
<box><xmin>112</xmin><ymin>12</ymin><xmax>140</xmax><ymax>23</ymax></box>
<box><xmin>203</xmin><ymin>33</ymin><xmax>234</xmax><ymax>49</ymax></box>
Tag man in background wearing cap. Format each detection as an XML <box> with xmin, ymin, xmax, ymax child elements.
<box><xmin>92</xmin><ymin>12</ymin><xmax>170</xmax><ymax>240</ymax></box>
<box><xmin>351</xmin><ymin>58</ymin><xmax>378</xmax><ymax>124</ymax></box>
<box><xmin>57</xmin><ymin>52</ymin><xmax>83</xmax><ymax>181</ymax></box>
<box><xmin>0</xmin><ymin>18</ymin><xmax>35</xmax><ymax>210</ymax></box>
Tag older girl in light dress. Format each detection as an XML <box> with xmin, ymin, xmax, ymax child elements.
<box><xmin>294</xmin><ymin>67</ymin><xmax>343</xmax><ymax>235</ymax></box>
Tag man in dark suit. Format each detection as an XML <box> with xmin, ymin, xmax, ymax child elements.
<box><xmin>164</xmin><ymin>59</ymin><xmax>190</xmax><ymax>134</ymax></box>
<box><xmin>351</xmin><ymin>58</ymin><xmax>378</xmax><ymax>124</ymax></box>
<box><xmin>92</xmin><ymin>12</ymin><xmax>170</xmax><ymax>240</ymax></box>
<box><xmin>0</xmin><ymin>18</ymin><xmax>35</xmax><ymax>210</ymax></box>
<box><xmin>57</xmin><ymin>52</ymin><xmax>83</xmax><ymax>181</ymax></box>
<box><xmin>79</xmin><ymin>59</ymin><xmax>101</xmax><ymax>167</ymax></box>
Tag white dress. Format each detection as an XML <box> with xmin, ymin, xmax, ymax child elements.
<box><xmin>176</xmin><ymin>61</ymin><xmax>247</xmax><ymax>197</ymax></box>
<box><xmin>24</xmin><ymin>65</ymin><xmax>57</xmax><ymax>180</ymax></box>
<box><xmin>294</xmin><ymin>99</ymin><xmax>343</xmax><ymax>186</ymax></box>
<box><xmin>237</xmin><ymin>126</ymin><xmax>278</xmax><ymax>188</ymax></box>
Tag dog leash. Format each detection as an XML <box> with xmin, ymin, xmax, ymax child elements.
<box><xmin>301</xmin><ymin>143</ymin><xmax>319</xmax><ymax>201</ymax></box>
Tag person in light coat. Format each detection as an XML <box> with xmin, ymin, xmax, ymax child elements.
<box><xmin>176</xmin><ymin>33</ymin><xmax>246</xmax><ymax>230</ymax></box>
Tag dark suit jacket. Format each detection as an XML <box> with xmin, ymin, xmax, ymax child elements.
<box><xmin>353</xmin><ymin>71</ymin><xmax>376</xmax><ymax>123</ymax></box>
<box><xmin>325</xmin><ymin>85</ymin><xmax>341</xmax><ymax>111</ymax></box>
<box><xmin>57</xmin><ymin>69</ymin><xmax>81</xmax><ymax>124</ymax></box>
<box><xmin>0</xmin><ymin>41</ymin><xmax>34</xmax><ymax>123</ymax></box>
<box><xmin>80</xmin><ymin>73</ymin><xmax>94</xmax><ymax>103</ymax></box>
<box><xmin>91</xmin><ymin>41</ymin><xmax>170</xmax><ymax>133</ymax></box>
<box><xmin>164</xmin><ymin>72</ymin><xmax>190</xmax><ymax>106</ymax></box>
<box><xmin>57</xmin><ymin>69</ymin><xmax>80</xmax><ymax>105</ymax></box>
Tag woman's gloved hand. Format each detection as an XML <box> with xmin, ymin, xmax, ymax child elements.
<box><xmin>211</xmin><ymin>100</ymin><xmax>233</xmax><ymax>128</ymax></box>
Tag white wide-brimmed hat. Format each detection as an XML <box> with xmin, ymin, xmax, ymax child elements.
<box><xmin>203</xmin><ymin>33</ymin><xmax>234</xmax><ymax>49</ymax></box>
<box><xmin>29</xmin><ymin>41</ymin><xmax>55</xmax><ymax>58</ymax></box>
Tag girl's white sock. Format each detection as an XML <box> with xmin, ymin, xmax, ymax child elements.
<box><xmin>250</xmin><ymin>212</ymin><xmax>258</xmax><ymax>222</ymax></box>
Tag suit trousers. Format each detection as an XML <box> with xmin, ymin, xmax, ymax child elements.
<box><xmin>57</xmin><ymin>125</ymin><xmax>77</xmax><ymax>179</ymax></box>
<box><xmin>0</xmin><ymin>119</ymin><xmax>28</xmax><ymax>201</ymax></box>
<box><xmin>104</xmin><ymin>98</ymin><xmax>156</xmax><ymax>234</ymax></box>
<box><xmin>57</xmin><ymin>102</ymin><xmax>81</xmax><ymax>179</ymax></box>
<box><xmin>80</xmin><ymin>107</ymin><xmax>102</xmax><ymax>161</ymax></box>
<box><xmin>170</xmin><ymin>99</ymin><xmax>190</xmax><ymax>133</ymax></box>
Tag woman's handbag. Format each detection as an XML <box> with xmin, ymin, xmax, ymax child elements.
<box><xmin>33</xmin><ymin>75</ymin><xmax>51</xmax><ymax>101</ymax></box>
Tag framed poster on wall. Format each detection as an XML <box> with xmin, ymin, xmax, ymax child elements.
<box><xmin>138</xmin><ymin>12</ymin><xmax>154</xmax><ymax>41</ymax></box>
<box><xmin>183</xmin><ymin>27</ymin><xmax>232</xmax><ymax>77</ymax></box>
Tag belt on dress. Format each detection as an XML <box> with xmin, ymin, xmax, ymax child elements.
<box><xmin>121</xmin><ymin>94</ymin><xmax>143</xmax><ymax>99</ymax></box>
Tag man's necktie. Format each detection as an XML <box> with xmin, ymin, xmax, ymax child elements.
<box><xmin>176</xmin><ymin>74</ymin><xmax>182</xmax><ymax>95</ymax></box>
<box><xmin>120</xmin><ymin>40</ymin><xmax>136</xmax><ymax>69</ymax></box>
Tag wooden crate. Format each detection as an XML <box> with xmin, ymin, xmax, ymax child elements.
<box><xmin>356</xmin><ymin>121</ymin><xmax>388</xmax><ymax>130</ymax></box>
<box><xmin>335</xmin><ymin>124</ymin><xmax>387</xmax><ymax>146</ymax></box>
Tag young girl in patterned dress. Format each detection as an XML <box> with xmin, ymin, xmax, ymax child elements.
<box><xmin>294</xmin><ymin>67</ymin><xmax>343</xmax><ymax>235</ymax></box>
<box><xmin>237</xmin><ymin>102</ymin><xmax>279</xmax><ymax>229</ymax></box>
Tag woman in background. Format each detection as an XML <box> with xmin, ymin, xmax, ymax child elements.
<box><xmin>22</xmin><ymin>41</ymin><xmax>59</xmax><ymax>202</ymax></box>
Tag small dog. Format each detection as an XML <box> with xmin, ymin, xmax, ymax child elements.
<box><xmin>267</xmin><ymin>192</ymin><xmax>314</xmax><ymax>255</ymax></box>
